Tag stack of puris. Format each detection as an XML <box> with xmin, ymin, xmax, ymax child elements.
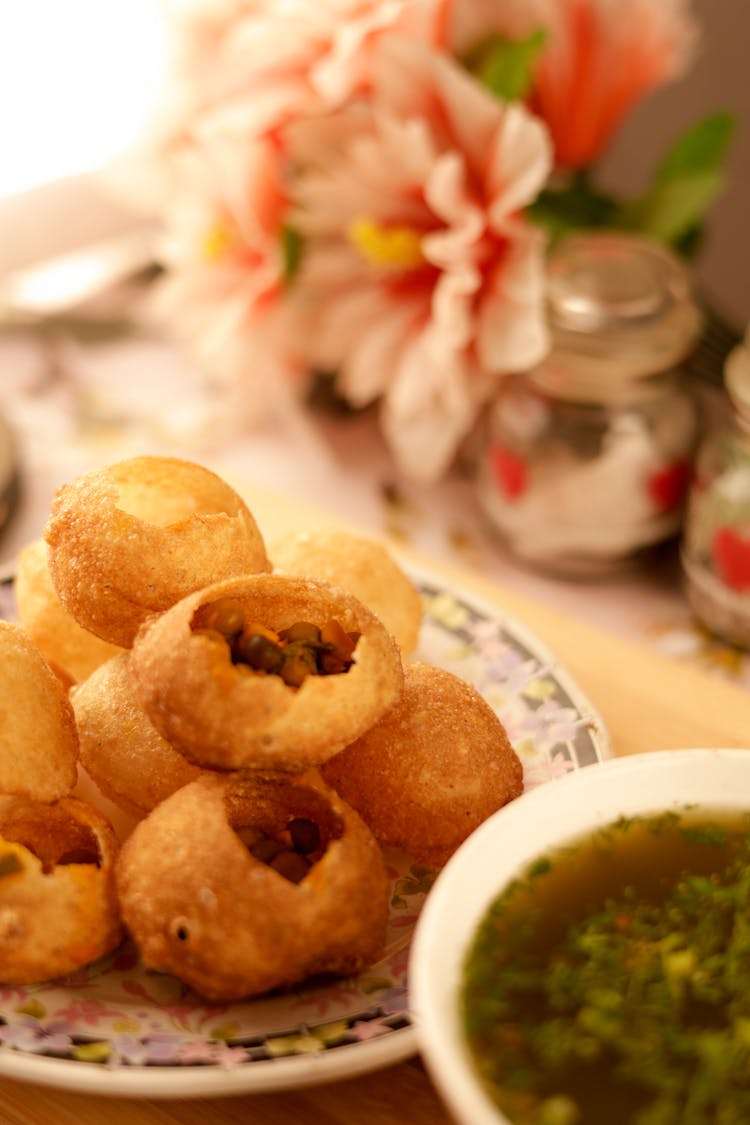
<box><xmin>3</xmin><ymin>455</ymin><xmax>523</xmax><ymax>1000</ymax></box>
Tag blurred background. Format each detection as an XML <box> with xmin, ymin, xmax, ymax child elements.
<box><xmin>1</xmin><ymin>0</ymin><xmax>750</xmax><ymax>678</ymax></box>
<box><xmin>0</xmin><ymin>1</ymin><xmax>166</xmax><ymax>276</ymax></box>
<box><xmin>1</xmin><ymin>0</ymin><xmax>747</xmax><ymax>327</ymax></box>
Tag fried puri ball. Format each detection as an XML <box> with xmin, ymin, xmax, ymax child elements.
<box><xmin>44</xmin><ymin>456</ymin><xmax>271</xmax><ymax>648</ymax></box>
<box><xmin>322</xmin><ymin>662</ymin><xmax>523</xmax><ymax>867</ymax></box>
<box><xmin>116</xmin><ymin>771</ymin><xmax>390</xmax><ymax>1001</ymax></box>
<box><xmin>0</xmin><ymin>621</ymin><xmax>78</xmax><ymax>801</ymax></box>
<box><xmin>16</xmin><ymin>538</ymin><xmax>122</xmax><ymax>685</ymax></box>
<box><xmin>129</xmin><ymin>573</ymin><xmax>404</xmax><ymax>772</ymax></box>
<box><xmin>72</xmin><ymin>653</ymin><xmax>205</xmax><ymax>819</ymax></box>
<box><xmin>271</xmin><ymin>529</ymin><xmax>423</xmax><ymax>655</ymax></box>
<box><xmin>0</xmin><ymin>795</ymin><xmax>122</xmax><ymax>984</ymax></box>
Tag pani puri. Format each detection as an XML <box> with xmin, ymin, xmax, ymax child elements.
<box><xmin>322</xmin><ymin>662</ymin><xmax>523</xmax><ymax>867</ymax></box>
<box><xmin>116</xmin><ymin>771</ymin><xmax>390</xmax><ymax>1001</ymax></box>
<box><xmin>0</xmin><ymin>621</ymin><xmax>78</xmax><ymax>801</ymax></box>
<box><xmin>129</xmin><ymin>573</ymin><xmax>404</xmax><ymax>772</ymax></box>
<box><xmin>0</xmin><ymin>795</ymin><xmax>122</xmax><ymax>984</ymax></box>
<box><xmin>16</xmin><ymin>538</ymin><xmax>122</xmax><ymax>685</ymax></box>
<box><xmin>44</xmin><ymin>456</ymin><xmax>271</xmax><ymax>647</ymax></box>
<box><xmin>271</xmin><ymin>529</ymin><xmax>423</xmax><ymax>654</ymax></box>
<box><xmin>72</xmin><ymin>653</ymin><xmax>205</xmax><ymax>819</ymax></box>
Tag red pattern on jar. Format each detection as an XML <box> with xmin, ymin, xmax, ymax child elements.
<box><xmin>712</xmin><ymin>527</ymin><xmax>750</xmax><ymax>592</ymax></box>
<box><xmin>647</xmin><ymin>459</ymin><xmax>691</xmax><ymax>512</ymax></box>
<box><xmin>489</xmin><ymin>445</ymin><xmax>527</xmax><ymax>501</ymax></box>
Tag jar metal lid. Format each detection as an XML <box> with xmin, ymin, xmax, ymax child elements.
<box><xmin>544</xmin><ymin>231</ymin><xmax>702</xmax><ymax>381</ymax></box>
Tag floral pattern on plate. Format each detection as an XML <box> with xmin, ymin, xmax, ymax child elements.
<box><xmin>0</xmin><ymin>567</ymin><xmax>610</xmax><ymax>1093</ymax></box>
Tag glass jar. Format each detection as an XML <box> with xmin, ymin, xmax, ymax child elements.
<box><xmin>681</xmin><ymin>329</ymin><xmax>750</xmax><ymax>646</ymax></box>
<box><xmin>476</xmin><ymin>231</ymin><xmax>703</xmax><ymax>577</ymax></box>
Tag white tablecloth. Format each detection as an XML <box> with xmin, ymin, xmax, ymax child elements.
<box><xmin>1</xmin><ymin>311</ymin><xmax>746</xmax><ymax>687</ymax></box>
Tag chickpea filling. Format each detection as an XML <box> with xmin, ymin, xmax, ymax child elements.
<box><xmin>193</xmin><ymin>598</ymin><xmax>361</xmax><ymax>687</ymax></box>
<box><xmin>236</xmin><ymin>817</ymin><xmax>324</xmax><ymax>884</ymax></box>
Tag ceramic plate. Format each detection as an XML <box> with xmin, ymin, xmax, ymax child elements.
<box><xmin>0</xmin><ymin>564</ymin><xmax>611</xmax><ymax>1098</ymax></box>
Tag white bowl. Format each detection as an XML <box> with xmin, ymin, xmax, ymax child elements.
<box><xmin>409</xmin><ymin>748</ymin><xmax>750</xmax><ymax>1125</ymax></box>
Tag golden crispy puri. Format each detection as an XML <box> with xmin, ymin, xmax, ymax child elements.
<box><xmin>44</xmin><ymin>456</ymin><xmax>271</xmax><ymax>648</ymax></box>
<box><xmin>116</xmin><ymin>771</ymin><xmax>390</xmax><ymax>1001</ymax></box>
<box><xmin>16</xmin><ymin>538</ymin><xmax>122</xmax><ymax>685</ymax></box>
<box><xmin>129</xmin><ymin>573</ymin><xmax>404</xmax><ymax>771</ymax></box>
<box><xmin>0</xmin><ymin>621</ymin><xmax>78</xmax><ymax>801</ymax></box>
<box><xmin>0</xmin><ymin>795</ymin><xmax>122</xmax><ymax>984</ymax></box>
<box><xmin>72</xmin><ymin>653</ymin><xmax>205</xmax><ymax>819</ymax></box>
<box><xmin>322</xmin><ymin>662</ymin><xmax>524</xmax><ymax>867</ymax></box>
<box><xmin>271</xmin><ymin>529</ymin><xmax>423</xmax><ymax>655</ymax></box>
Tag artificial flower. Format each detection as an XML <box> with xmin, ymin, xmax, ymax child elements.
<box><xmin>451</xmin><ymin>0</ymin><xmax>698</xmax><ymax>168</ymax></box>
<box><xmin>152</xmin><ymin>0</ymin><xmax>451</xmax><ymax>146</ymax></box>
<box><xmin>130</xmin><ymin>0</ymin><xmax>728</xmax><ymax>483</ymax></box>
<box><xmin>289</xmin><ymin>36</ymin><xmax>552</xmax><ymax>480</ymax></box>
<box><xmin>155</xmin><ymin>125</ymin><xmax>306</xmax><ymax>421</ymax></box>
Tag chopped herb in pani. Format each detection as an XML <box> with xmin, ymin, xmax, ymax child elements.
<box><xmin>462</xmin><ymin>810</ymin><xmax>750</xmax><ymax>1124</ymax></box>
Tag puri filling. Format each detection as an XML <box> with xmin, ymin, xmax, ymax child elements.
<box><xmin>167</xmin><ymin>812</ymin><xmax>333</xmax><ymax>946</ymax></box>
<box><xmin>227</xmin><ymin>780</ymin><xmax>346</xmax><ymax>886</ymax></box>
<box><xmin>192</xmin><ymin>598</ymin><xmax>360</xmax><ymax>687</ymax></box>
<box><xmin>0</xmin><ymin>802</ymin><xmax>102</xmax><ymax>874</ymax></box>
<box><xmin>234</xmin><ymin>816</ymin><xmax>326</xmax><ymax>884</ymax></box>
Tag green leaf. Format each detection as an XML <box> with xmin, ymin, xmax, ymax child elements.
<box><xmin>654</xmin><ymin>111</ymin><xmax>735</xmax><ymax>185</ymax></box>
<box><xmin>620</xmin><ymin>112</ymin><xmax>735</xmax><ymax>251</ymax></box>
<box><xmin>528</xmin><ymin>171</ymin><xmax>618</xmax><ymax>241</ymax></box>
<box><xmin>281</xmin><ymin>224</ymin><xmax>303</xmax><ymax>285</ymax></box>
<box><xmin>463</xmin><ymin>29</ymin><xmax>547</xmax><ymax>102</ymax></box>
<box><xmin>621</xmin><ymin>170</ymin><xmax>725</xmax><ymax>245</ymax></box>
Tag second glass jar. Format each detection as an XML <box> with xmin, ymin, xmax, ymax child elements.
<box><xmin>476</xmin><ymin>232</ymin><xmax>703</xmax><ymax>577</ymax></box>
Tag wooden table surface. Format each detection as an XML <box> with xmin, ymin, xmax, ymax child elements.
<box><xmin>4</xmin><ymin>483</ymin><xmax>750</xmax><ymax>1123</ymax></box>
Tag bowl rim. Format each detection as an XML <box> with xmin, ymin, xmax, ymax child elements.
<box><xmin>409</xmin><ymin>747</ymin><xmax>750</xmax><ymax>1125</ymax></box>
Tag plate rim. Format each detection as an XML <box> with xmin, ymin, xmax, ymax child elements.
<box><xmin>406</xmin><ymin>559</ymin><xmax>613</xmax><ymax>764</ymax></box>
<box><xmin>0</xmin><ymin>562</ymin><xmax>611</xmax><ymax>1097</ymax></box>
<box><xmin>0</xmin><ymin>1023</ymin><xmax>419</xmax><ymax>1098</ymax></box>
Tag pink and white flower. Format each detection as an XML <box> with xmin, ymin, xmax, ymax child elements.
<box><xmin>288</xmin><ymin>36</ymin><xmax>551</xmax><ymax>480</ymax></box>
<box><xmin>154</xmin><ymin>125</ymin><xmax>305</xmax><ymax>422</ymax></box>
<box><xmin>451</xmin><ymin>0</ymin><xmax>698</xmax><ymax>168</ymax></box>
<box><xmin>154</xmin><ymin>0</ymin><xmax>451</xmax><ymax>144</ymax></box>
<box><xmin>135</xmin><ymin>0</ymin><xmax>705</xmax><ymax>482</ymax></box>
